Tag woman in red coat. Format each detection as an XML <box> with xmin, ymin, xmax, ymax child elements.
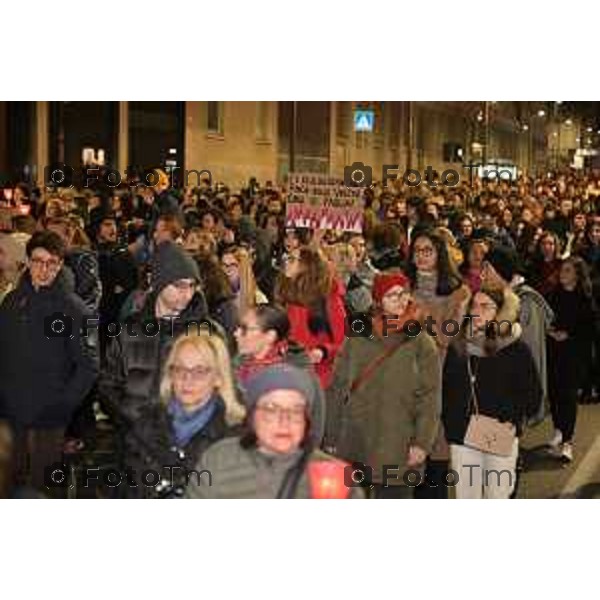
<box><xmin>275</xmin><ymin>246</ymin><xmax>346</xmax><ymax>389</ymax></box>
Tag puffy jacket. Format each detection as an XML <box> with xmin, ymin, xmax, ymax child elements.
<box><xmin>64</xmin><ymin>248</ymin><xmax>102</xmax><ymax>312</ymax></box>
<box><xmin>185</xmin><ymin>437</ymin><xmax>363</xmax><ymax>499</ymax></box>
<box><xmin>98</xmin><ymin>290</ymin><xmax>220</xmax><ymax>423</ymax></box>
<box><xmin>123</xmin><ymin>396</ymin><xmax>231</xmax><ymax>498</ymax></box>
<box><xmin>0</xmin><ymin>271</ymin><xmax>99</xmax><ymax>428</ymax></box>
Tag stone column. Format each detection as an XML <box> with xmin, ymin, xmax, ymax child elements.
<box><xmin>118</xmin><ymin>101</ymin><xmax>129</xmax><ymax>176</ymax></box>
<box><xmin>34</xmin><ymin>101</ymin><xmax>49</xmax><ymax>189</ymax></box>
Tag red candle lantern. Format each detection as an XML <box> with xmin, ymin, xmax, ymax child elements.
<box><xmin>307</xmin><ymin>459</ymin><xmax>350</xmax><ymax>499</ymax></box>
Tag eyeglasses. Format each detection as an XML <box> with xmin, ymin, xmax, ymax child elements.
<box><xmin>414</xmin><ymin>247</ymin><xmax>434</xmax><ymax>257</ymax></box>
<box><xmin>169</xmin><ymin>365</ymin><xmax>213</xmax><ymax>381</ymax></box>
<box><xmin>30</xmin><ymin>257</ymin><xmax>61</xmax><ymax>270</ymax></box>
<box><xmin>222</xmin><ymin>261</ymin><xmax>239</xmax><ymax>270</ymax></box>
<box><xmin>255</xmin><ymin>403</ymin><xmax>306</xmax><ymax>424</ymax></box>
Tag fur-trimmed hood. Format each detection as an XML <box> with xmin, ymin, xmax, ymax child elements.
<box><xmin>466</xmin><ymin>287</ymin><xmax>522</xmax><ymax>356</ymax></box>
<box><xmin>495</xmin><ymin>286</ymin><xmax>520</xmax><ymax>326</ymax></box>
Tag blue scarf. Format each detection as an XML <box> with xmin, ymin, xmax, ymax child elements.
<box><xmin>167</xmin><ymin>394</ymin><xmax>219</xmax><ymax>448</ymax></box>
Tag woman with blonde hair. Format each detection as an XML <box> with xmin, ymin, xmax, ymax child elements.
<box><xmin>221</xmin><ymin>245</ymin><xmax>268</xmax><ymax>315</ymax></box>
<box><xmin>124</xmin><ymin>332</ymin><xmax>244</xmax><ymax>498</ymax></box>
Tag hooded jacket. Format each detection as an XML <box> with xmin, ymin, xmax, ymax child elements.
<box><xmin>0</xmin><ymin>270</ymin><xmax>99</xmax><ymax>428</ymax></box>
<box><xmin>98</xmin><ymin>242</ymin><xmax>219</xmax><ymax>423</ymax></box>
<box><xmin>442</xmin><ymin>289</ymin><xmax>543</xmax><ymax>444</ymax></box>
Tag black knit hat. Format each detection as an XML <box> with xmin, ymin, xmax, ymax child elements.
<box><xmin>151</xmin><ymin>241</ymin><xmax>200</xmax><ymax>294</ymax></box>
<box><xmin>484</xmin><ymin>245</ymin><xmax>518</xmax><ymax>283</ymax></box>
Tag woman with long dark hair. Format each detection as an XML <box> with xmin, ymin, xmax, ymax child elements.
<box><xmin>406</xmin><ymin>229</ymin><xmax>470</xmax><ymax>498</ymax></box>
<box><xmin>275</xmin><ymin>246</ymin><xmax>346</xmax><ymax>389</ymax></box>
<box><xmin>407</xmin><ymin>229</ymin><xmax>470</xmax><ymax>360</ymax></box>
<box><xmin>194</xmin><ymin>253</ymin><xmax>239</xmax><ymax>341</ymax></box>
<box><xmin>528</xmin><ymin>231</ymin><xmax>563</xmax><ymax>298</ymax></box>
<box><xmin>546</xmin><ymin>257</ymin><xmax>596</xmax><ymax>461</ymax></box>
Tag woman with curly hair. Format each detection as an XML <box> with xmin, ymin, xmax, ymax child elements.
<box><xmin>275</xmin><ymin>246</ymin><xmax>346</xmax><ymax>389</ymax></box>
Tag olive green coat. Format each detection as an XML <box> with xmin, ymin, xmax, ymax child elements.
<box><xmin>325</xmin><ymin>332</ymin><xmax>441</xmax><ymax>486</ymax></box>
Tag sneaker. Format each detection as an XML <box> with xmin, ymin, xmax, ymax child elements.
<box><xmin>561</xmin><ymin>442</ymin><xmax>574</xmax><ymax>463</ymax></box>
<box><xmin>547</xmin><ymin>429</ymin><xmax>563</xmax><ymax>449</ymax></box>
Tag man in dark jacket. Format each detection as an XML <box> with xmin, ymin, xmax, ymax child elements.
<box><xmin>46</xmin><ymin>216</ymin><xmax>102</xmax><ymax>313</ymax></box>
<box><xmin>0</xmin><ymin>231</ymin><xmax>99</xmax><ymax>491</ymax></box>
<box><xmin>92</xmin><ymin>212</ymin><xmax>139</xmax><ymax>327</ymax></box>
<box><xmin>99</xmin><ymin>241</ymin><xmax>218</xmax><ymax>425</ymax></box>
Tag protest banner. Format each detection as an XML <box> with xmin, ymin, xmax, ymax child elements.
<box><xmin>286</xmin><ymin>173</ymin><xmax>363</xmax><ymax>232</ymax></box>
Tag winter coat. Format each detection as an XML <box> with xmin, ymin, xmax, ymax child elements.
<box><xmin>325</xmin><ymin>331</ymin><xmax>440</xmax><ymax>487</ymax></box>
<box><xmin>442</xmin><ymin>289</ymin><xmax>542</xmax><ymax>446</ymax></box>
<box><xmin>124</xmin><ymin>396</ymin><xmax>231</xmax><ymax>498</ymax></box>
<box><xmin>95</xmin><ymin>241</ymin><xmax>139</xmax><ymax>325</ymax></box>
<box><xmin>442</xmin><ymin>328</ymin><xmax>543</xmax><ymax>444</ymax></box>
<box><xmin>412</xmin><ymin>282</ymin><xmax>471</xmax><ymax>362</ymax></box>
<box><xmin>0</xmin><ymin>271</ymin><xmax>99</xmax><ymax>428</ymax></box>
<box><xmin>546</xmin><ymin>287</ymin><xmax>596</xmax><ymax>390</ymax></box>
<box><xmin>286</xmin><ymin>279</ymin><xmax>347</xmax><ymax>389</ymax></box>
<box><xmin>185</xmin><ymin>437</ymin><xmax>363</xmax><ymax>499</ymax></box>
<box><xmin>98</xmin><ymin>290</ymin><xmax>219</xmax><ymax>423</ymax></box>
<box><xmin>64</xmin><ymin>248</ymin><xmax>102</xmax><ymax>313</ymax></box>
<box><xmin>512</xmin><ymin>279</ymin><xmax>554</xmax><ymax>423</ymax></box>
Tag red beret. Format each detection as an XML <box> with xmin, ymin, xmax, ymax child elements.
<box><xmin>372</xmin><ymin>272</ymin><xmax>410</xmax><ymax>304</ymax></box>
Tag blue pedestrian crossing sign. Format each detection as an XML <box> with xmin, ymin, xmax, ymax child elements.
<box><xmin>354</xmin><ymin>110</ymin><xmax>375</xmax><ymax>132</ymax></box>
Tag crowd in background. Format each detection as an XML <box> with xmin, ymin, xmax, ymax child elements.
<box><xmin>0</xmin><ymin>166</ymin><xmax>599</xmax><ymax>499</ymax></box>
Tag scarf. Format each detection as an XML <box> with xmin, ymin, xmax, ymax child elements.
<box><xmin>466</xmin><ymin>322</ymin><xmax>522</xmax><ymax>356</ymax></box>
<box><xmin>414</xmin><ymin>271</ymin><xmax>438</xmax><ymax>302</ymax></box>
<box><xmin>167</xmin><ymin>394</ymin><xmax>219</xmax><ymax>448</ymax></box>
<box><xmin>236</xmin><ymin>341</ymin><xmax>288</xmax><ymax>385</ymax></box>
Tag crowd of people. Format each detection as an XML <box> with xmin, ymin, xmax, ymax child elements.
<box><xmin>0</xmin><ymin>165</ymin><xmax>599</xmax><ymax>499</ymax></box>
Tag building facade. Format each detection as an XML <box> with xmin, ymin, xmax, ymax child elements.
<box><xmin>0</xmin><ymin>100</ymin><xmax>591</xmax><ymax>188</ymax></box>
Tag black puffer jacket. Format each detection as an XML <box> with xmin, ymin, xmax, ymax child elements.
<box><xmin>98</xmin><ymin>290</ymin><xmax>220</xmax><ymax>423</ymax></box>
<box><xmin>96</xmin><ymin>242</ymin><xmax>139</xmax><ymax>325</ymax></box>
<box><xmin>123</xmin><ymin>396</ymin><xmax>231</xmax><ymax>498</ymax></box>
<box><xmin>64</xmin><ymin>248</ymin><xmax>102</xmax><ymax>312</ymax></box>
<box><xmin>0</xmin><ymin>270</ymin><xmax>99</xmax><ymax>428</ymax></box>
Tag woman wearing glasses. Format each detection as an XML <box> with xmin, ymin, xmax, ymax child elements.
<box><xmin>186</xmin><ymin>364</ymin><xmax>361</xmax><ymax>499</ymax></box>
<box><xmin>233</xmin><ymin>304</ymin><xmax>325</xmax><ymax>445</ymax></box>
<box><xmin>407</xmin><ymin>229</ymin><xmax>470</xmax><ymax>498</ymax></box>
<box><xmin>220</xmin><ymin>246</ymin><xmax>268</xmax><ymax>315</ymax></box>
<box><xmin>124</xmin><ymin>333</ymin><xmax>245</xmax><ymax>498</ymax></box>
<box><xmin>326</xmin><ymin>271</ymin><xmax>440</xmax><ymax>499</ymax></box>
